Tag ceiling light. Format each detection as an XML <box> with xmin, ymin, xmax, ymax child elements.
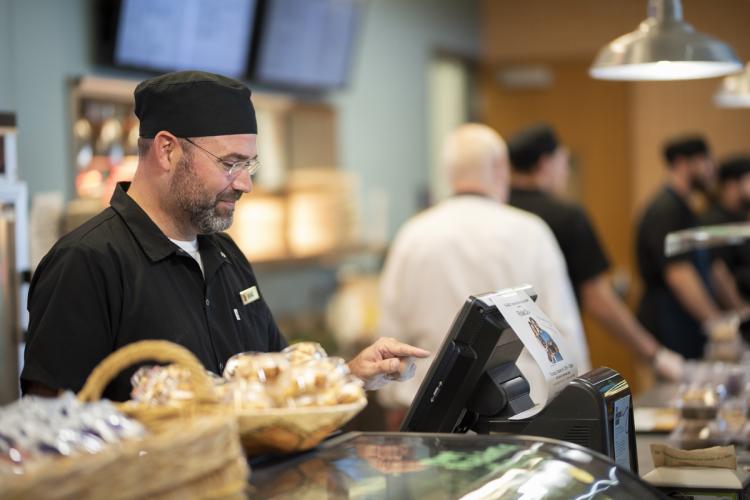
<box><xmin>590</xmin><ymin>0</ymin><xmax>742</xmax><ymax>81</ymax></box>
<box><xmin>714</xmin><ymin>64</ymin><xmax>750</xmax><ymax>108</ymax></box>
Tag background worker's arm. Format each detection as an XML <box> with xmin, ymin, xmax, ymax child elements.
<box><xmin>711</xmin><ymin>259</ymin><xmax>747</xmax><ymax>311</ymax></box>
<box><xmin>664</xmin><ymin>261</ymin><xmax>722</xmax><ymax>323</ymax></box>
<box><xmin>580</xmin><ymin>273</ymin><xmax>660</xmax><ymax>361</ymax></box>
<box><xmin>580</xmin><ymin>273</ymin><xmax>684</xmax><ymax>380</ymax></box>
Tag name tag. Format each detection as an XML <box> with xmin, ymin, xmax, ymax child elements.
<box><xmin>240</xmin><ymin>286</ymin><xmax>259</xmax><ymax>305</ymax></box>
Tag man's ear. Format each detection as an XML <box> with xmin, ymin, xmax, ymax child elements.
<box><xmin>152</xmin><ymin>131</ymin><xmax>181</xmax><ymax>171</ymax></box>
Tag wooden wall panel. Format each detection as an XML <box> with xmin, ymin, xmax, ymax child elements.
<box><xmin>481</xmin><ymin>0</ymin><xmax>750</xmax><ymax>62</ymax></box>
<box><xmin>478</xmin><ymin>60</ymin><xmax>640</xmax><ymax>389</ymax></box>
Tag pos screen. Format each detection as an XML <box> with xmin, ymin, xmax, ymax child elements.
<box><xmin>400</xmin><ymin>288</ymin><xmax>534</xmax><ymax>433</ymax></box>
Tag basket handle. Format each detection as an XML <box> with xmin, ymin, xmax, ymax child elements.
<box><xmin>77</xmin><ymin>340</ymin><xmax>218</xmax><ymax>404</ymax></box>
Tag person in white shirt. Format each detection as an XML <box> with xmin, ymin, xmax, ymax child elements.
<box><xmin>376</xmin><ymin>123</ymin><xmax>590</xmax><ymax>421</ymax></box>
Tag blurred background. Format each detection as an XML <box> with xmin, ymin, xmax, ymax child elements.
<box><xmin>0</xmin><ymin>0</ymin><xmax>749</xmax><ymax>413</ymax></box>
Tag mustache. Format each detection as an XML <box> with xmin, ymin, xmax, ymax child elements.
<box><xmin>216</xmin><ymin>190</ymin><xmax>243</xmax><ymax>203</ymax></box>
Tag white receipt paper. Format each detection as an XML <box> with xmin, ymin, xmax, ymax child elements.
<box><xmin>490</xmin><ymin>289</ymin><xmax>578</xmax><ymax>420</ymax></box>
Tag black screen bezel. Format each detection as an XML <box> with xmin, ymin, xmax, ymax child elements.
<box><xmin>400</xmin><ymin>295</ymin><xmax>521</xmax><ymax>433</ymax></box>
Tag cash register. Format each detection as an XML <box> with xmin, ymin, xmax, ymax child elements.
<box><xmin>400</xmin><ymin>286</ymin><xmax>639</xmax><ymax>474</ymax></box>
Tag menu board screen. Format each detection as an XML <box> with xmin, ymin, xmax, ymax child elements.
<box><xmin>252</xmin><ymin>0</ymin><xmax>364</xmax><ymax>89</ymax></box>
<box><xmin>115</xmin><ymin>0</ymin><xmax>257</xmax><ymax>77</ymax></box>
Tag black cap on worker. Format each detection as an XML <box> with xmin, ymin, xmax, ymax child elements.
<box><xmin>134</xmin><ymin>70</ymin><xmax>257</xmax><ymax>139</ymax></box>
<box><xmin>507</xmin><ymin>124</ymin><xmax>560</xmax><ymax>172</ymax></box>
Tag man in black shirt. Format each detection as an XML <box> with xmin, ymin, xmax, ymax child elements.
<box><xmin>636</xmin><ymin>136</ymin><xmax>746</xmax><ymax>359</ymax></box>
<box><xmin>507</xmin><ymin>124</ymin><xmax>683</xmax><ymax>378</ymax></box>
<box><xmin>22</xmin><ymin>71</ymin><xmax>428</xmax><ymax>400</ymax></box>
<box><xmin>700</xmin><ymin>156</ymin><xmax>750</xmax><ymax>298</ymax></box>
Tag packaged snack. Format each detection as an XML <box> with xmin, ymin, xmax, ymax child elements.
<box><xmin>676</xmin><ymin>385</ymin><xmax>719</xmax><ymax>420</ymax></box>
<box><xmin>269</xmin><ymin>363</ymin><xmax>328</xmax><ymax>406</ymax></box>
<box><xmin>668</xmin><ymin>419</ymin><xmax>731</xmax><ymax>450</ymax></box>
<box><xmin>316</xmin><ymin>356</ymin><xmax>351</xmax><ymax>384</ymax></box>
<box><xmin>336</xmin><ymin>379</ymin><xmax>366</xmax><ymax>404</ymax></box>
<box><xmin>282</xmin><ymin>342</ymin><xmax>328</xmax><ymax>365</ymax></box>
<box><xmin>223</xmin><ymin>352</ymin><xmax>290</xmax><ymax>383</ymax></box>
<box><xmin>0</xmin><ymin>392</ymin><xmax>145</xmax><ymax>474</ymax></box>
<box><xmin>218</xmin><ymin>379</ymin><xmax>274</xmax><ymax>410</ymax></box>
<box><xmin>132</xmin><ymin>348</ymin><xmax>366</xmax><ymax>411</ymax></box>
<box><xmin>315</xmin><ymin>389</ymin><xmax>340</xmax><ymax>407</ymax></box>
<box><xmin>130</xmin><ymin>364</ymin><xmax>195</xmax><ymax>404</ymax></box>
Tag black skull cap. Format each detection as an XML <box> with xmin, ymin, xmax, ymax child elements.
<box><xmin>135</xmin><ymin>70</ymin><xmax>257</xmax><ymax>139</ymax></box>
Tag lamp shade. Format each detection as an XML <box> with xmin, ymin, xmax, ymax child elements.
<box><xmin>715</xmin><ymin>64</ymin><xmax>750</xmax><ymax>108</ymax></box>
<box><xmin>590</xmin><ymin>0</ymin><xmax>742</xmax><ymax>81</ymax></box>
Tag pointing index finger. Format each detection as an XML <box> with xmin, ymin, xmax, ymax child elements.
<box><xmin>381</xmin><ymin>338</ymin><xmax>430</xmax><ymax>359</ymax></box>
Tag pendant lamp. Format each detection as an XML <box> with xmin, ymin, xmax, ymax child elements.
<box><xmin>590</xmin><ymin>0</ymin><xmax>742</xmax><ymax>81</ymax></box>
<box><xmin>714</xmin><ymin>64</ymin><xmax>750</xmax><ymax>108</ymax></box>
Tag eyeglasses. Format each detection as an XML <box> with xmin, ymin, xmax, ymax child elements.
<box><xmin>182</xmin><ymin>137</ymin><xmax>261</xmax><ymax>178</ymax></box>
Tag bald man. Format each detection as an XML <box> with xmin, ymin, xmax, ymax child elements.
<box><xmin>376</xmin><ymin>124</ymin><xmax>590</xmax><ymax>416</ymax></box>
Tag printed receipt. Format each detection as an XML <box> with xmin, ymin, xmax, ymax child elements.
<box><xmin>490</xmin><ymin>289</ymin><xmax>578</xmax><ymax>420</ymax></box>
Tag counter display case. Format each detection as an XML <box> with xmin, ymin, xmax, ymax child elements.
<box><xmin>249</xmin><ymin>432</ymin><xmax>662</xmax><ymax>499</ymax></box>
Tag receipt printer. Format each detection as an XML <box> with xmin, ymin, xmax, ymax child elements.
<box><xmin>401</xmin><ymin>290</ymin><xmax>638</xmax><ymax>473</ymax></box>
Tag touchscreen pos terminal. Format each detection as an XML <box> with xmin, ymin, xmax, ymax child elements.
<box><xmin>400</xmin><ymin>286</ymin><xmax>638</xmax><ymax>473</ymax></box>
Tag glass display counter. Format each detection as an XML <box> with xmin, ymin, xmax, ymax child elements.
<box><xmin>248</xmin><ymin>432</ymin><xmax>662</xmax><ymax>499</ymax></box>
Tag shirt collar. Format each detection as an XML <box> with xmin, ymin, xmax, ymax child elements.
<box><xmin>110</xmin><ymin>182</ymin><xmax>183</xmax><ymax>262</ymax></box>
<box><xmin>454</xmin><ymin>191</ymin><xmax>494</xmax><ymax>199</ymax></box>
<box><xmin>198</xmin><ymin>235</ymin><xmax>231</xmax><ymax>280</ymax></box>
<box><xmin>111</xmin><ymin>182</ymin><xmax>234</xmax><ymax>277</ymax></box>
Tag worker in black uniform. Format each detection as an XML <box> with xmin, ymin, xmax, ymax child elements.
<box><xmin>507</xmin><ymin>124</ymin><xmax>683</xmax><ymax>379</ymax></box>
<box><xmin>700</xmin><ymin>156</ymin><xmax>750</xmax><ymax>298</ymax></box>
<box><xmin>22</xmin><ymin>71</ymin><xmax>428</xmax><ymax>401</ymax></box>
<box><xmin>636</xmin><ymin>136</ymin><xmax>747</xmax><ymax>359</ymax></box>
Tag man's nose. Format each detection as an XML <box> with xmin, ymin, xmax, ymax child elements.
<box><xmin>231</xmin><ymin>169</ymin><xmax>253</xmax><ymax>193</ymax></box>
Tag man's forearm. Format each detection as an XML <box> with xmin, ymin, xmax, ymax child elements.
<box><xmin>580</xmin><ymin>274</ymin><xmax>660</xmax><ymax>361</ymax></box>
<box><xmin>664</xmin><ymin>261</ymin><xmax>721</xmax><ymax>323</ymax></box>
<box><xmin>711</xmin><ymin>260</ymin><xmax>747</xmax><ymax>310</ymax></box>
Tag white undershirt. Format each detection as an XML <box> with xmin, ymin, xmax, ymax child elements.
<box><xmin>170</xmin><ymin>237</ymin><xmax>204</xmax><ymax>275</ymax></box>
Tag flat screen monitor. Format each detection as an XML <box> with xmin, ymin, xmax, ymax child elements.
<box><xmin>400</xmin><ymin>290</ymin><xmax>523</xmax><ymax>434</ymax></box>
<box><xmin>251</xmin><ymin>0</ymin><xmax>365</xmax><ymax>89</ymax></box>
<box><xmin>111</xmin><ymin>0</ymin><xmax>258</xmax><ymax>78</ymax></box>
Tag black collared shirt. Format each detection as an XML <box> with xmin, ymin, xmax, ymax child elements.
<box><xmin>508</xmin><ymin>188</ymin><xmax>610</xmax><ymax>301</ymax></box>
<box><xmin>22</xmin><ymin>183</ymin><xmax>286</xmax><ymax>401</ymax></box>
<box><xmin>635</xmin><ymin>186</ymin><xmax>713</xmax><ymax>358</ymax></box>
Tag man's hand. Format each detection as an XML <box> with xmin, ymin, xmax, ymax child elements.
<box><xmin>347</xmin><ymin>337</ymin><xmax>430</xmax><ymax>390</ymax></box>
<box><xmin>703</xmin><ymin>313</ymin><xmax>740</xmax><ymax>341</ymax></box>
<box><xmin>653</xmin><ymin>347</ymin><xmax>685</xmax><ymax>381</ymax></box>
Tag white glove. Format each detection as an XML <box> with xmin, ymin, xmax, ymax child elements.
<box><xmin>703</xmin><ymin>313</ymin><xmax>740</xmax><ymax>341</ymax></box>
<box><xmin>653</xmin><ymin>347</ymin><xmax>685</xmax><ymax>381</ymax></box>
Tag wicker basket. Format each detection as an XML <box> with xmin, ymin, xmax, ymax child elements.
<box><xmin>236</xmin><ymin>399</ymin><xmax>366</xmax><ymax>454</ymax></box>
<box><xmin>83</xmin><ymin>340</ymin><xmax>366</xmax><ymax>455</ymax></box>
<box><xmin>0</xmin><ymin>340</ymin><xmax>249</xmax><ymax>500</ymax></box>
<box><xmin>77</xmin><ymin>340</ymin><xmax>227</xmax><ymax>430</ymax></box>
<box><xmin>0</xmin><ymin>411</ymin><xmax>247</xmax><ymax>500</ymax></box>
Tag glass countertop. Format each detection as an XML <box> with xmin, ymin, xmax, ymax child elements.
<box><xmin>248</xmin><ymin>432</ymin><xmax>660</xmax><ymax>499</ymax></box>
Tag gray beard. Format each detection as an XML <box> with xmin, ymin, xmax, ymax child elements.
<box><xmin>170</xmin><ymin>157</ymin><xmax>237</xmax><ymax>234</ymax></box>
<box><xmin>189</xmin><ymin>200</ymin><xmax>233</xmax><ymax>234</ymax></box>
